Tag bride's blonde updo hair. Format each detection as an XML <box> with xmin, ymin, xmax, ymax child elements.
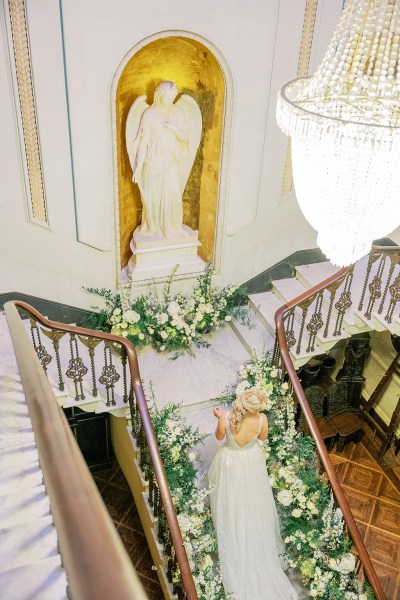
<box><xmin>230</xmin><ymin>387</ymin><xmax>268</xmax><ymax>432</ymax></box>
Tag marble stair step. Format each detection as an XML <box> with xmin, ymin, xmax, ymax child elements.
<box><xmin>135</xmin><ymin>324</ymin><xmax>249</xmax><ymax>410</ymax></box>
<box><xmin>0</xmin><ymin>555</ymin><xmax>68</xmax><ymax>600</ymax></box>
<box><xmin>0</xmin><ymin>427</ymin><xmax>35</xmax><ymax>450</ymax></box>
<box><xmin>0</xmin><ymin>484</ymin><xmax>50</xmax><ymax>529</ymax></box>
<box><xmin>0</xmin><ymin>441</ymin><xmax>39</xmax><ymax>472</ymax></box>
<box><xmin>296</xmin><ymin>258</ymin><xmax>370</xmax><ymax>332</ymax></box>
<box><xmin>229</xmin><ymin>306</ymin><xmax>275</xmax><ymax>358</ymax></box>
<box><xmin>0</xmin><ymin>459</ymin><xmax>44</xmax><ymax>497</ymax></box>
<box><xmin>0</xmin><ymin>515</ymin><xmax>60</xmax><ymax>573</ymax></box>
<box><xmin>271</xmin><ymin>277</ymin><xmax>351</xmax><ymax>349</ymax></box>
<box><xmin>248</xmin><ymin>291</ymin><xmax>323</xmax><ymax>367</ymax></box>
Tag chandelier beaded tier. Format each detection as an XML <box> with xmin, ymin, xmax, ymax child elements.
<box><xmin>277</xmin><ymin>0</ymin><xmax>400</xmax><ymax>267</ymax></box>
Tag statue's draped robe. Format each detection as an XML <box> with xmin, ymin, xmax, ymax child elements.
<box><xmin>134</xmin><ymin>105</ymin><xmax>188</xmax><ymax>238</ymax></box>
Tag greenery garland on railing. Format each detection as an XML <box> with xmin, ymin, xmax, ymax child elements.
<box><xmin>86</xmin><ymin>266</ymin><xmax>246</xmax><ymax>354</ymax></box>
<box><xmin>148</xmin><ymin>351</ymin><xmax>374</xmax><ymax>600</ymax></box>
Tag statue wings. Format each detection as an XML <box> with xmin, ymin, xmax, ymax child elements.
<box><xmin>175</xmin><ymin>94</ymin><xmax>202</xmax><ymax>190</ymax></box>
<box><xmin>125</xmin><ymin>95</ymin><xmax>149</xmax><ymax>176</ymax></box>
<box><xmin>125</xmin><ymin>92</ymin><xmax>202</xmax><ymax>188</ymax></box>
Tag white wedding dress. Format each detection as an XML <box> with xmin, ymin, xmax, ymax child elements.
<box><xmin>208</xmin><ymin>414</ymin><xmax>298</xmax><ymax>600</ymax></box>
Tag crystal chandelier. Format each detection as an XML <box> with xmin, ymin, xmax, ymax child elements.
<box><xmin>277</xmin><ymin>0</ymin><xmax>400</xmax><ymax>267</ymax></box>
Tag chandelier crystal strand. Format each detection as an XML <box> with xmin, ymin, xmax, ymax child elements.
<box><xmin>277</xmin><ymin>0</ymin><xmax>400</xmax><ymax>267</ymax></box>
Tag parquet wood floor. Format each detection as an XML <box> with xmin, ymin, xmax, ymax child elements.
<box><xmin>93</xmin><ymin>462</ymin><xmax>164</xmax><ymax>600</ymax></box>
<box><xmin>330</xmin><ymin>435</ymin><xmax>400</xmax><ymax>600</ymax></box>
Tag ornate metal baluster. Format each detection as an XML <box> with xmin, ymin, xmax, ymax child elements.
<box><xmin>333</xmin><ymin>268</ymin><xmax>354</xmax><ymax>336</ymax></box>
<box><xmin>121</xmin><ymin>346</ymin><xmax>129</xmax><ymax>404</ymax></box>
<box><xmin>323</xmin><ymin>279</ymin><xmax>342</xmax><ymax>338</ymax></box>
<box><xmin>99</xmin><ymin>342</ymin><xmax>119</xmax><ymax>406</ymax></box>
<box><xmin>78</xmin><ymin>336</ymin><xmax>102</xmax><ymax>397</ymax></box>
<box><xmin>66</xmin><ymin>333</ymin><xmax>88</xmax><ymax>400</ymax></box>
<box><xmin>378</xmin><ymin>253</ymin><xmax>398</xmax><ymax>314</ymax></box>
<box><xmin>296</xmin><ymin>297</ymin><xmax>314</xmax><ymax>355</ymax></box>
<box><xmin>283</xmin><ymin>308</ymin><xmax>296</xmax><ymax>356</ymax></box>
<box><xmin>41</xmin><ymin>328</ymin><xmax>66</xmax><ymax>390</ymax></box>
<box><xmin>358</xmin><ymin>251</ymin><xmax>379</xmax><ymax>311</ymax></box>
<box><xmin>306</xmin><ymin>292</ymin><xmax>324</xmax><ymax>352</ymax></box>
<box><xmin>365</xmin><ymin>255</ymin><xmax>385</xmax><ymax>319</ymax></box>
<box><xmin>386</xmin><ymin>272</ymin><xmax>400</xmax><ymax>323</ymax></box>
<box><xmin>29</xmin><ymin>318</ymin><xmax>52</xmax><ymax>373</ymax></box>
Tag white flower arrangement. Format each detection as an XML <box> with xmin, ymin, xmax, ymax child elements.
<box><xmin>87</xmin><ymin>266</ymin><xmax>246</xmax><ymax>354</ymax></box>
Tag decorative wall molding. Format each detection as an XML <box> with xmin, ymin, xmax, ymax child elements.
<box><xmin>281</xmin><ymin>0</ymin><xmax>319</xmax><ymax>197</ymax></box>
<box><xmin>7</xmin><ymin>0</ymin><xmax>48</xmax><ymax>224</ymax></box>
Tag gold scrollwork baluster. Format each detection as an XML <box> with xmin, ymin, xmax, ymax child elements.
<box><xmin>358</xmin><ymin>251</ymin><xmax>380</xmax><ymax>312</ymax></box>
<box><xmin>99</xmin><ymin>342</ymin><xmax>120</xmax><ymax>406</ymax></box>
<box><xmin>386</xmin><ymin>272</ymin><xmax>400</xmax><ymax>323</ymax></box>
<box><xmin>378</xmin><ymin>253</ymin><xmax>400</xmax><ymax>315</ymax></box>
<box><xmin>365</xmin><ymin>255</ymin><xmax>386</xmax><ymax>319</ymax></box>
<box><xmin>78</xmin><ymin>336</ymin><xmax>102</xmax><ymax>397</ymax></box>
<box><xmin>306</xmin><ymin>292</ymin><xmax>324</xmax><ymax>352</ymax></box>
<box><xmin>323</xmin><ymin>279</ymin><xmax>343</xmax><ymax>338</ymax></box>
<box><xmin>66</xmin><ymin>333</ymin><xmax>88</xmax><ymax>400</ymax></box>
<box><xmin>296</xmin><ymin>297</ymin><xmax>314</xmax><ymax>355</ymax></box>
<box><xmin>333</xmin><ymin>268</ymin><xmax>354</xmax><ymax>336</ymax></box>
<box><xmin>29</xmin><ymin>317</ymin><xmax>51</xmax><ymax>373</ymax></box>
<box><xmin>41</xmin><ymin>328</ymin><xmax>66</xmax><ymax>390</ymax></box>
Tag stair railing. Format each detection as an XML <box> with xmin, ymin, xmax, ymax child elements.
<box><xmin>273</xmin><ymin>266</ymin><xmax>386</xmax><ymax>600</ymax></box>
<box><xmin>5</xmin><ymin>301</ymin><xmax>198</xmax><ymax>600</ymax></box>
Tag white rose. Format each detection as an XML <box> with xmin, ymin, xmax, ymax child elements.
<box><xmin>125</xmin><ymin>309</ymin><xmax>140</xmax><ymax>324</ymax></box>
<box><xmin>159</xmin><ymin>313</ymin><xmax>168</xmax><ymax>324</ymax></box>
<box><xmin>270</xmin><ymin>369</ymin><xmax>278</xmax><ymax>378</ymax></box>
<box><xmin>310</xmin><ymin>590</ymin><xmax>318</xmax><ymax>598</ymax></box>
<box><xmin>292</xmin><ymin>508</ymin><xmax>302</xmax><ymax>518</ymax></box>
<box><xmin>167</xmin><ymin>301</ymin><xmax>181</xmax><ymax>317</ymax></box>
<box><xmin>281</xmin><ymin>382</ymin><xmax>289</xmax><ymax>391</ymax></box>
<box><xmin>121</xmin><ymin>331</ymin><xmax>128</xmax><ymax>338</ymax></box>
<box><xmin>113</xmin><ymin>308</ymin><xmax>121</xmax><ymax>315</ymax></box>
<box><xmin>224</xmin><ymin>315</ymin><xmax>232</xmax><ymax>321</ymax></box>
<box><xmin>120</xmin><ymin>322</ymin><xmax>128</xmax><ymax>329</ymax></box>
<box><xmin>138</xmin><ymin>333</ymin><xmax>145</xmax><ymax>340</ymax></box>
<box><xmin>277</xmin><ymin>490</ymin><xmax>293</xmax><ymax>506</ymax></box>
<box><xmin>159</xmin><ymin>345</ymin><xmax>165</xmax><ymax>351</ymax></box>
<box><xmin>359</xmin><ymin>595</ymin><xmax>368</xmax><ymax>600</ymax></box>
<box><xmin>148</xmin><ymin>327</ymin><xmax>154</xmax><ymax>335</ymax></box>
<box><xmin>188</xmin><ymin>452</ymin><xmax>196</xmax><ymax>462</ymax></box>
<box><xmin>160</xmin><ymin>331</ymin><xmax>168</xmax><ymax>339</ymax></box>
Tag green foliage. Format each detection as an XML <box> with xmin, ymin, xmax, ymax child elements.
<box><xmin>85</xmin><ymin>266</ymin><xmax>246</xmax><ymax>354</ymax></box>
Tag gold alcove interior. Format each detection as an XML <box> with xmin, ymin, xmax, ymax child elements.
<box><xmin>116</xmin><ymin>36</ymin><xmax>224</xmax><ymax>269</ymax></box>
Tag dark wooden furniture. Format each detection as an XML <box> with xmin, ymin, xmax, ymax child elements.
<box><xmin>300</xmin><ymin>385</ymin><xmax>337</xmax><ymax>451</ymax></box>
<box><xmin>327</xmin><ymin>380</ymin><xmax>364</xmax><ymax>453</ymax></box>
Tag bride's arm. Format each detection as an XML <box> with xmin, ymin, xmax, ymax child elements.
<box><xmin>213</xmin><ymin>407</ymin><xmax>227</xmax><ymax>440</ymax></box>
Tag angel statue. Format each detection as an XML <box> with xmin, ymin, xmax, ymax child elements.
<box><xmin>126</xmin><ymin>81</ymin><xmax>202</xmax><ymax>239</ymax></box>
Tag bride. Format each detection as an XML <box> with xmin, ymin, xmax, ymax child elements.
<box><xmin>208</xmin><ymin>388</ymin><xmax>298</xmax><ymax>600</ymax></box>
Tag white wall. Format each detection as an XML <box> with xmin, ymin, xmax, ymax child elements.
<box><xmin>2</xmin><ymin>0</ymin><xmax>396</xmax><ymax>309</ymax></box>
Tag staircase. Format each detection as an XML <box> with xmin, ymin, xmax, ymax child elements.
<box><xmin>0</xmin><ymin>316</ymin><xmax>68</xmax><ymax>599</ymax></box>
<box><xmin>2</xmin><ymin>246</ymin><xmax>400</xmax><ymax>598</ymax></box>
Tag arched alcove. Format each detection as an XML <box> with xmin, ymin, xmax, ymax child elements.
<box><xmin>115</xmin><ymin>35</ymin><xmax>226</xmax><ymax>271</ymax></box>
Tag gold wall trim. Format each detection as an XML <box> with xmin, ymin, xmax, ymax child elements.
<box><xmin>281</xmin><ymin>0</ymin><xmax>319</xmax><ymax>197</ymax></box>
<box><xmin>8</xmin><ymin>0</ymin><xmax>47</xmax><ymax>223</ymax></box>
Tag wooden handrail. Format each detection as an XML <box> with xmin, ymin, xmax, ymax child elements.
<box><xmin>5</xmin><ymin>301</ymin><xmax>198</xmax><ymax>600</ymax></box>
<box><xmin>274</xmin><ymin>268</ymin><xmax>386</xmax><ymax>600</ymax></box>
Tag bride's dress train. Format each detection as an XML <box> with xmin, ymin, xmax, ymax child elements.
<box><xmin>208</xmin><ymin>415</ymin><xmax>298</xmax><ymax>600</ymax></box>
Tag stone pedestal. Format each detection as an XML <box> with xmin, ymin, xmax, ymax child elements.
<box><xmin>125</xmin><ymin>225</ymin><xmax>206</xmax><ymax>283</ymax></box>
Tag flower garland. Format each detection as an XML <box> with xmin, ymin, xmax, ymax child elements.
<box><xmin>150</xmin><ymin>402</ymin><xmax>231</xmax><ymax>599</ymax></box>
<box><xmin>86</xmin><ymin>266</ymin><xmax>246</xmax><ymax>354</ymax></box>
<box><xmin>148</xmin><ymin>351</ymin><xmax>375</xmax><ymax>600</ymax></box>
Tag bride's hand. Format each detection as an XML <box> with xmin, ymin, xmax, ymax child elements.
<box><xmin>213</xmin><ymin>407</ymin><xmax>222</xmax><ymax>418</ymax></box>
